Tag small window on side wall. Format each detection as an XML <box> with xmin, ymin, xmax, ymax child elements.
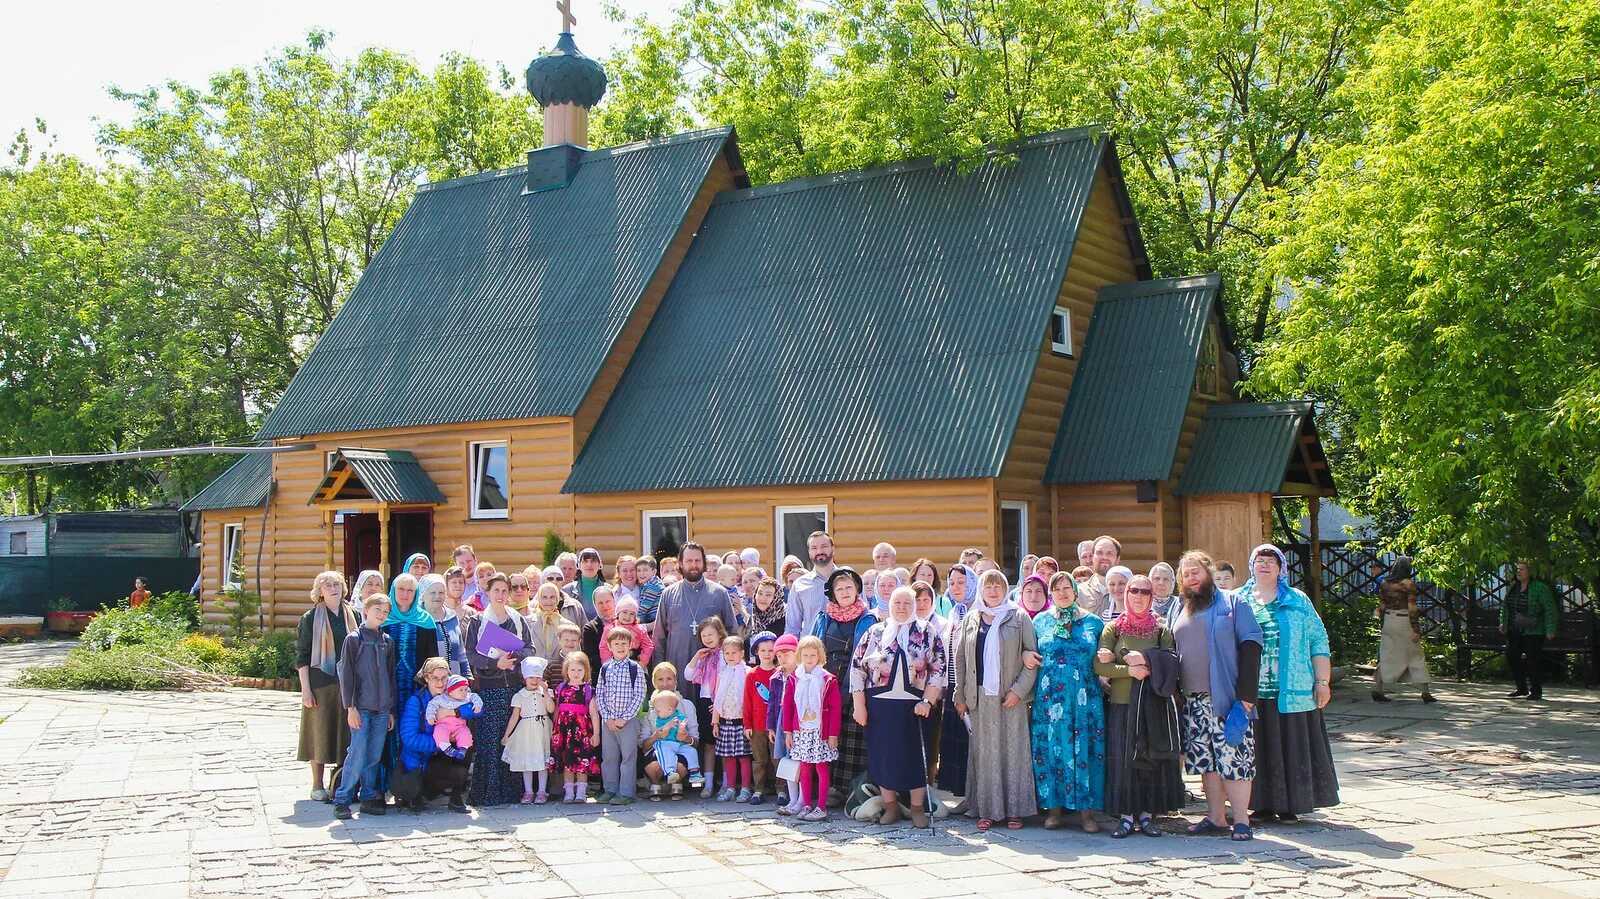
<box><xmin>775</xmin><ymin>506</ymin><xmax>828</xmax><ymax>565</ymax></box>
<box><xmin>469</xmin><ymin>441</ymin><xmax>509</xmax><ymax>519</ymax></box>
<box><xmin>643</xmin><ymin>510</ymin><xmax>688</xmax><ymax>561</ymax></box>
<box><xmin>222</xmin><ymin>523</ymin><xmax>244</xmax><ymax>590</ymax></box>
<box><xmin>1050</xmin><ymin>306</ymin><xmax>1072</xmax><ymax>357</ymax></box>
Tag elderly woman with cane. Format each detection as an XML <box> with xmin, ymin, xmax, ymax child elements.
<box><xmin>850</xmin><ymin>585</ymin><xmax>946</xmax><ymax>828</ymax></box>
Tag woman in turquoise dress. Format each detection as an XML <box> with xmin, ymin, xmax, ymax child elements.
<box><xmin>1030</xmin><ymin>571</ymin><xmax>1106</xmax><ymax>831</ymax></box>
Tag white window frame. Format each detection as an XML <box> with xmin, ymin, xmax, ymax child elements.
<box><xmin>1049</xmin><ymin>305</ymin><xmax>1073</xmax><ymax>357</ymax></box>
<box><xmin>774</xmin><ymin>505</ymin><xmax>829</xmax><ymax>565</ymax></box>
<box><xmin>468</xmin><ymin>440</ymin><xmax>510</xmax><ymax>520</ymax></box>
<box><xmin>1000</xmin><ymin>500</ymin><xmax>1029</xmax><ymax>573</ymax></box>
<box><xmin>222</xmin><ymin>523</ymin><xmax>244</xmax><ymax>591</ymax></box>
<box><xmin>642</xmin><ymin>509</ymin><xmax>689</xmax><ymax>557</ymax></box>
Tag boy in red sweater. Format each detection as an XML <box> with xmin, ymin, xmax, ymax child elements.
<box><xmin>742</xmin><ymin>631</ymin><xmax>779</xmax><ymax>804</ymax></box>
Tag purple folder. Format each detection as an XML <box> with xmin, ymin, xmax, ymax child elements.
<box><xmin>475</xmin><ymin>618</ymin><xmax>526</xmax><ymax>657</ymax></box>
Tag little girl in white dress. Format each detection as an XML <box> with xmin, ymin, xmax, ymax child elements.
<box><xmin>503</xmin><ymin>656</ymin><xmax>555</xmax><ymax>804</ymax></box>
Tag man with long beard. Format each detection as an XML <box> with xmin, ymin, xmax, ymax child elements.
<box><xmin>654</xmin><ymin>542</ymin><xmax>735</xmax><ymax>689</ymax></box>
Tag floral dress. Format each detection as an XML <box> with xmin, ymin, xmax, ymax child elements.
<box><xmin>1030</xmin><ymin>607</ymin><xmax>1106</xmax><ymax>811</ymax></box>
<box><xmin>549</xmin><ymin>682</ymin><xmax>600</xmax><ymax>775</ymax></box>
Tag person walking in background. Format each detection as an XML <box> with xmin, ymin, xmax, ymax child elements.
<box><xmin>1373</xmin><ymin>556</ymin><xmax>1435</xmax><ymax>703</ymax></box>
<box><xmin>1502</xmin><ymin>561</ymin><xmax>1558</xmax><ymax>701</ymax></box>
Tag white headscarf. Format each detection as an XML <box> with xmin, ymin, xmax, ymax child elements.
<box><xmin>794</xmin><ymin>661</ymin><xmax>827</xmax><ymax>731</ymax></box>
<box><xmin>977</xmin><ymin>597</ymin><xmax>1019</xmax><ymax>696</ymax></box>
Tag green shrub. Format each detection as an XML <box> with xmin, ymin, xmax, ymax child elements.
<box><xmin>233</xmin><ymin>628</ymin><xmax>297</xmax><ymax>679</ymax></box>
<box><xmin>148</xmin><ymin>590</ymin><xmax>201</xmax><ymax>630</ymax></box>
<box><xmin>1323</xmin><ymin>595</ymin><xmax>1380</xmax><ymax>667</ymax></box>
<box><xmin>80</xmin><ymin>606</ymin><xmax>188</xmax><ymax>652</ymax></box>
<box><xmin>216</xmin><ymin>588</ymin><xmax>262</xmax><ymax>642</ymax></box>
<box><xmin>180</xmin><ymin>633</ymin><xmax>230</xmax><ymax>667</ymax></box>
<box><xmin>15</xmin><ymin>639</ymin><xmax>213</xmax><ymax>691</ymax></box>
<box><xmin>542</xmin><ymin>528</ymin><xmax>573</xmax><ymax>567</ymax></box>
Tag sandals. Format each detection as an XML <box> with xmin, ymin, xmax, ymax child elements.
<box><xmin>1006</xmin><ymin>818</ymin><xmax>1024</xmax><ymax>830</ymax></box>
<box><xmin>1110</xmin><ymin>818</ymin><xmax>1136</xmax><ymax>839</ymax></box>
<box><xmin>977</xmin><ymin>818</ymin><xmax>993</xmax><ymax>832</ymax></box>
<box><xmin>1231</xmin><ymin>823</ymin><xmax>1254</xmax><ymax>841</ymax></box>
<box><xmin>1186</xmin><ymin>817</ymin><xmax>1228</xmax><ymax>836</ymax></box>
<box><xmin>1138</xmin><ymin>817</ymin><xmax>1163</xmax><ymax>837</ymax></box>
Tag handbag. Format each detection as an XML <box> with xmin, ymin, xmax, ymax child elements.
<box><xmin>389</xmin><ymin>760</ymin><xmax>424</xmax><ymax>801</ymax></box>
<box><xmin>775</xmin><ymin>756</ymin><xmax>801</xmax><ymax>782</ymax></box>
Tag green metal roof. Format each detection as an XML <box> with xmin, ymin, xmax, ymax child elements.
<box><xmin>564</xmin><ymin>127</ymin><xmax>1114</xmax><ymax>493</ymax></box>
<box><xmin>309</xmin><ymin>448</ymin><xmax>446</xmax><ymax>505</ymax></box>
<box><xmin>257</xmin><ymin>127</ymin><xmax>739</xmax><ymax>440</ymax></box>
<box><xmin>1044</xmin><ymin>274</ymin><xmax>1222</xmax><ymax>484</ymax></box>
<box><xmin>1175</xmin><ymin>401</ymin><xmax>1330</xmax><ymax>496</ymax></box>
<box><xmin>180</xmin><ymin>453</ymin><xmax>272</xmax><ymax>512</ymax></box>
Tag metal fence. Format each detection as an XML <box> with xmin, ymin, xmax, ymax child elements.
<box><xmin>0</xmin><ymin>556</ymin><xmax>199</xmax><ymax>616</ymax></box>
<box><xmin>1280</xmin><ymin>542</ymin><xmax>1597</xmax><ymax>682</ymax></box>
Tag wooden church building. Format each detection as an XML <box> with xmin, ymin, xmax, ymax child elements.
<box><xmin>184</xmin><ymin>20</ymin><xmax>1332</xmax><ymax>627</ymax></box>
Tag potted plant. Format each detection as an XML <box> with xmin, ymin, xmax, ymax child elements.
<box><xmin>45</xmin><ymin>597</ymin><xmax>98</xmax><ymax>634</ymax></box>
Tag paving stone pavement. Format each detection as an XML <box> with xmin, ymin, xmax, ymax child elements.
<box><xmin>2</xmin><ymin>644</ymin><xmax>1598</xmax><ymax>898</ymax></box>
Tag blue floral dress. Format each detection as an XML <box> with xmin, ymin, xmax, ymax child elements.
<box><xmin>1031</xmin><ymin>607</ymin><xmax>1105</xmax><ymax>811</ymax></box>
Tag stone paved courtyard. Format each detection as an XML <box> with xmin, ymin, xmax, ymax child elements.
<box><xmin>2</xmin><ymin>642</ymin><xmax>1599</xmax><ymax>898</ymax></box>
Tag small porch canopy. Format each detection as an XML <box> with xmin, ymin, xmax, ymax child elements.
<box><xmin>1176</xmin><ymin>401</ymin><xmax>1336</xmax><ymax>604</ymax></box>
<box><xmin>308</xmin><ymin>448</ymin><xmax>445</xmax><ymax>577</ymax></box>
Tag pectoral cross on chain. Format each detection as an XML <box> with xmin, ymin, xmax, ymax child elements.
<box><xmin>557</xmin><ymin>0</ymin><xmax>577</xmax><ymax>32</ymax></box>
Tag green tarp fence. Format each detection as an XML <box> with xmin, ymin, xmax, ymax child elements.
<box><xmin>0</xmin><ymin>556</ymin><xmax>199</xmax><ymax>615</ymax></box>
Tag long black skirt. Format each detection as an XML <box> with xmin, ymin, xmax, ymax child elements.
<box><xmin>467</xmin><ymin>687</ymin><xmax>522</xmax><ymax>807</ymax></box>
<box><xmin>935</xmin><ymin>698</ymin><xmax>969</xmax><ymax>794</ymax></box>
<box><xmin>1102</xmin><ymin>704</ymin><xmax>1185</xmax><ymax>817</ymax></box>
<box><xmin>1250</xmin><ymin>698</ymin><xmax>1340</xmax><ymax>815</ymax></box>
<box><xmin>835</xmin><ymin>710</ymin><xmax>868</xmax><ymax>786</ymax></box>
<box><xmin>865</xmin><ymin>692</ymin><xmax>927</xmax><ymax>792</ymax></box>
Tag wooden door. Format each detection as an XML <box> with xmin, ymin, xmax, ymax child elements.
<box><xmin>342</xmin><ymin>514</ymin><xmax>382</xmax><ymax>580</ymax></box>
<box><xmin>1183</xmin><ymin>493</ymin><xmax>1271</xmax><ymax>574</ymax></box>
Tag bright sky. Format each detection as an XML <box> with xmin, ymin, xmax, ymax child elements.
<box><xmin>3</xmin><ymin>0</ymin><xmax>659</xmax><ymax>161</ymax></box>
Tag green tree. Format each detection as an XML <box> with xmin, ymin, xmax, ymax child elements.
<box><xmin>1252</xmin><ymin>0</ymin><xmax>1600</xmax><ymax>581</ymax></box>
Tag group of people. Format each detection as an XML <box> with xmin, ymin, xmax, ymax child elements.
<box><xmin>295</xmin><ymin>533</ymin><xmax>1342</xmax><ymax>839</ymax></box>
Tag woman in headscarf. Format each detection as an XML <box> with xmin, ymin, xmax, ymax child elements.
<box><xmin>1149</xmin><ymin>563</ymin><xmax>1179</xmax><ymax>620</ymax></box>
<box><xmin>748</xmin><ymin>575</ymin><xmax>788</xmax><ymax>639</ymax></box>
<box><xmin>1373</xmin><ymin>556</ymin><xmax>1435</xmax><ymax>703</ymax></box>
<box><xmin>348</xmin><ymin>569</ymin><xmax>385</xmax><ymax>611</ymax></box>
<box><xmin>808</xmin><ymin>566</ymin><xmax>877</xmax><ymax>797</ymax></box>
<box><xmin>1174</xmin><ymin>550</ymin><xmax>1263</xmax><ymax>841</ymax></box>
<box><xmin>417</xmin><ymin>574</ymin><xmax>468</xmax><ymax>680</ymax></box>
<box><xmin>296</xmin><ymin>571</ymin><xmax>355</xmax><ymax>802</ymax></box>
<box><xmin>403</xmin><ymin>552</ymin><xmax>431</xmax><ymax>583</ymax></box>
<box><xmin>383</xmin><ymin>572</ymin><xmax>440</xmax><ymax>790</ymax></box>
<box><xmin>1032</xmin><ymin>571</ymin><xmax>1105</xmax><ymax>832</ymax></box>
<box><xmin>850</xmin><ymin>585</ymin><xmax>945</xmax><ymax>828</ymax></box>
<box><xmin>463</xmin><ymin>574</ymin><xmax>533</xmax><ymax>806</ymax></box>
<box><xmin>912</xmin><ymin>581</ymin><xmax>947</xmax><ymax>782</ymax></box>
<box><xmin>1237</xmin><ymin>544</ymin><xmax>1340</xmax><ymax>824</ymax></box>
<box><xmin>870</xmin><ymin>570</ymin><xmax>901</xmax><ymax>616</ymax></box>
<box><xmin>1105</xmin><ymin>565</ymin><xmax>1133</xmax><ymax>618</ymax></box>
<box><xmin>935</xmin><ymin>562</ymin><xmax>977</xmax><ymax>795</ymax></box>
<box><xmin>952</xmin><ymin>569</ymin><xmax>1039</xmax><ymax>831</ymax></box>
<box><xmin>1018</xmin><ymin>574</ymin><xmax>1051</xmax><ymax>618</ymax></box>
<box><xmin>1096</xmin><ymin>573</ymin><xmax>1184</xmax><ymax>837</ymax></box>
<box><xmin>937</xmin><ymin>563</ymin><xmax>977</xmax><ymax>621</ymax></box>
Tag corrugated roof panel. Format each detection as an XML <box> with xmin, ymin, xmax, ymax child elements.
<box><xmin>315</xmin><ymin>448</ymin><xmax>447</xmax><ymax>506</ymax></box>
<box><xmin>180</xmin><ymin>453</ymin><xmax>273</xmax><ymax>512</ymax></box>
<box><xmin>565</xmin><ymin>128</ymin><xmax>1109</xmax><ymax>493</ymax></box>
<box><xmin>1174</xmin><ymin>401</ymin><xmax>1313</xmax><ymax>496</ymax></box>
<box><xmin>256</xmin><ymin>128</ymin><xmax>735</xmax><ymax>439</ymax></box>
<box><xmin>1044</xmin><ymin>274</ymin><xmax>1223</xmax><ymax>484</ymax></box>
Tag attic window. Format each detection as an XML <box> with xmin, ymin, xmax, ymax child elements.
<box><xmin>1049</xmin><ymin>306</ymin><xmax>1073</xmax><ymax>357</ymax></box>
<box><xmin>1195</xmin><ymin>324</ymin><xmax>1220</xmax><ymax>399</ymax></box>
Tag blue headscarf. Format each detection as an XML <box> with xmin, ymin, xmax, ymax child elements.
<box><xmin>384</xmin><ymin>570</ymin><xmax>437</xmax><ymax>629</ymax></box>
<box><xmin>939</xmin><ymin>563</ymin><xmax>978</xmax><ymax>620</ymax></box>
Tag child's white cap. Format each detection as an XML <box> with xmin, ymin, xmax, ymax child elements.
<box><xmin>521</xmin><ymin>657</ymin><xmax>548</xmax><ymax>679</ymax></box>
<box><xmin>445</xmin><ymin>674</ymin><xmax>470</xmax><ymax>692</ymax></box>
<box><xmin>740</xmin><ymin>547</ymin><xmax>761</xmax><ymax>565</ymax></box>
